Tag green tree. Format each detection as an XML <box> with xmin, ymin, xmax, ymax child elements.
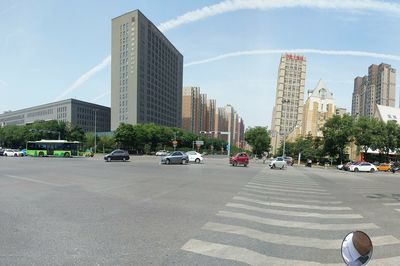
<box><xmin>322</xmin><ymin>114</ymin><xmax>354</xmax><ymax>163</ymax></box>
<box><xmin>114</xmin><ymin>123</ymin><xmax>136</xmax><ymax>150</ymax></box>
<box><xmin>244</xmin><ymin>126</ymin><xmax>271</xmax><ymax>156</ymax></box>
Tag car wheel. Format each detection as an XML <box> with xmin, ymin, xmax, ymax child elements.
<box><xmin>272</xmin><ymin>164</ymin><xmax>276</xmax><ymax>169</ymax></box>
<box><xmin>370</xmin><ymin>168</ymin><xmax>375</xmax><ymax>173</ymax></box>
<box><xmin>14</xmin><ymin>153</ymin><xmax>17</xmax><ymax>157</ymax></box>
<box><xmin>244</xmin><ymin>164</ymin><xmax>248</xmax><ymax>167</ymax></box>
<box><xmin>166</xmin><ymin>159</ymin><xmax>170</xmax><ymax>165</ymax></box>
<box><xmin>39</xmin><ymin>152</ymin><xmax>44</xmax><ymax>157</ymax></box>
<box><xmin>182</xmin><ymin>159</ymin><xmax>187</xmax><ymax>164</ymax></box>
<box><xmin>123</xmin><ymin>157</ymin><xmax>126</xmax><ymax>162</ymax></box>
<box><xmin>107</xmin><ymin>157</ymin><xmax>111</xmax><ymax>162</ymax></box>
<box><xmin>233</xmin><ymin>161</ymin><xmax>238</xmax><ymax>167</ymax></box>
<box><xmin>64</xmin><ymin>152</ymin><xmax>70</xmax><ymax>158</ymax></box>
<box><xmin>354</xmin><ymin>168</ymin><xmax>359</xmax><ymax>172</ymax></box>
<box><xmin>195</xmin><ymin>158</ymin><xmax>200</xmax><ymax>164</ymax></box>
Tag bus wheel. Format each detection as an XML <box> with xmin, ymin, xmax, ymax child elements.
<box><xmin>39</xmin><ymin>152</ymin><xmax>44</xmax><ymax>157</ymax></box>
<box><xmin>64</xmin><ymin>152</ymin><xmax>70</xmax><ymax>158</ymax></box>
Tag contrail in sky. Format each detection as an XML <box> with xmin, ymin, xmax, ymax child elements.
<box><xmin>57</xmin><ymin>0</ymin><xmax>400</xmax><ymax>100</ymax></box>
<box><xmin>184</xmin><ymin>49</ymin><xmax>400</xmax><ymax>67</ymax></box>
<box><xmin>54</xmin><ymin>56</ymin><xmax>111</xmax><ymax>101</ymax></box>
<box><xmin>91</xmin><ymin>90</ymin><xmax>110</xmax><ymax>102</ymax></box>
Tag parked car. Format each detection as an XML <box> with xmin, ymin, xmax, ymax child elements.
<box><xmin>349</xmin><ymin>162</ymin><xmax>377</xmax><ymax>173</ymax></box>
<box><xmin>343</xmin><ymin>162</ymin><xmax>359</xmax><ymax>171</ymax></box>
<box><xmin>104</xmin><ymin>149</ymin><xmax>130</xmax><ymax>162</ymax></box>
<box><xmin>161</xmin><ymin>151</ymin><xmax>189</xmax><ymax>165</ymax></box>
<box><xmin>186</xmin><ymin>151</ymin><xmax>203</xmax><ymax>163</ymax></box>
<box><xmin>377</xmin><ymin>163</ymin><xmax>391</xmax><ymax>171</ymax></box>
<box><xmin>3</xmin><ymin>149</ymin><xmax>24</xmax><ymax>157</ymax></box>
<box><xmin>283</xmin><ymin>156</ymin><xmax>294</xmax><ymax>166</ymax></box>
<box><xmin>229</xmin><ymin>152</ymin><xmax>249</xmax><ymax>167</ymax></box>
<box><xmin>156</xmin><ymin>150</ymin><xmax>169</xmax><ymax>156</ymax></box>
<box><xmin>269</xmin><ymin>157</ymin><xmax>287</xmax><ymax>169</ymax></box>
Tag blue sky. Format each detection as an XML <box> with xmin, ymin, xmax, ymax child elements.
<box><xmin>1</xmin><ymin>0</ymin><xmax>400</xmax><ymax>128</ymax></box>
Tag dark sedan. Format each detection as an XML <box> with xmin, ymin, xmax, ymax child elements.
<box><xmin>104</xmin><ymin>149</ymin><xmax>130</xmax><ymax>162</ymax></box>
<box><xmin>161</xmin><ymin>151</ymin><xmax>189</xmax><ymax>165</ymax></box>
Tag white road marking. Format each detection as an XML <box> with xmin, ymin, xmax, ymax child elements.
<box><xmin>202</xmin><ymin>222</ymin><xmax>399</xmax><ymax>249</ymax></box>
<box><xmin>243</xmin><ymin>188</ymin><xmax>336</xmax><ymax>199</ymax></box>
<box><xmin>248</xmin><ymin>182</ymin><xmax>327</xmax><ymax>192</ymax></box>
<box><xmin>251</xmin><ymin>178</ymin><xmax>320</xmax><ymax>187</ymax></box>
<box><xmin>233</xmin><ymin>196</ymin><xmax>351</xmax><ymax>211</ymax></box>
<box><xmin>245</xmin><ymin>185</ymin><xmax>331</xmax><ymax>195</ymax></box>
<box><xmin>217</xmin><ymin>211</ymin><xmax>378</xmax><ymax>230</ymax></box>
<box><xmin>383</xmin><ymin>202</ymin><xmax>400</xmax><ymax>206</ymax></box>
<box><xmin>182</xmin><ymin>239</ymin><xmax>343</xmax><ymax>266</ymax></box>
<box><xmin>4</xmin><ymin>174</ymin><xmax>64</xmax><ymax>187</ymax></box>
<box><xmin>226</xmin><ymin>203</ymin><xmax>362</xmax><ymax>219</ymax></box>
<box><xmin>238</xmin><ymin>192</ymin><xmax>343</xmax><ymax>205</ymax></box>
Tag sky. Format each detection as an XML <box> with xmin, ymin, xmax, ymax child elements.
<box><xmin>1</xmin><ymin>0</ymin><xmax>400</xmax><ymax>128</ymax></box>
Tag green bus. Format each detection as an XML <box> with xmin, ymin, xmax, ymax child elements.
<box><xmin>26</xmin><ymin>140</ymin><xmax>81</xmax><ymax>157</ymax></box>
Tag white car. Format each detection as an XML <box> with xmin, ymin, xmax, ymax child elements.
<box><xmin>269</xmin><ymin>157</ymin><xmax>287</xmax><ymax>169</ymax></box>
<box><xmin>4</xmin><ymin>149</ymin><xmax>23</xmax><ymax>157</ymax></box>
<box><xmin>156</xmin><ymin>150</ymin><xmax>168</xmax><ymax>156</ymax></box>
<box><xmin>349</xmin><ymin>162</ymin><xmax>377</xmax><ymax>173</ymax></box>
<box><xmin>186</xmin><ymin>151</ymin><xmax>203</xmax><ymax>163</ymax></box>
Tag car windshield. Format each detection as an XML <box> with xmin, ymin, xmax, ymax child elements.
<box><xmin>1</xmin><ymin>1</ymin><xmax>398</xmax><ymax>265</ymax></box>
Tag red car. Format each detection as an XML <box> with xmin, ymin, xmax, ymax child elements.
<box><xmin>230</xmin><ymin>152</ymin><xmax>249</xmax><ymax>167</ymax></box>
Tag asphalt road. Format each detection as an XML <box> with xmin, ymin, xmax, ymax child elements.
<box><xmin>1</xmin><ymin>156</ymin><xmax>400</xmax><ymax>265</ymax></box>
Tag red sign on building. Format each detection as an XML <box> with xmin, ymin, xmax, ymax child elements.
<box><xmin>286</xmin><ymin>54</ymin><xmax>304</xmax><ymax>61</ymax></box>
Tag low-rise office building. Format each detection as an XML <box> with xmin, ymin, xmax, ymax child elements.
<box><xmin>0</xmin><ymin>99</ymin><xmax>111</xmax><ymax>132</ymax></box>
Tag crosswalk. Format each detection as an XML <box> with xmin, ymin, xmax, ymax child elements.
<box><xmin>180</xmin><ymin>168</ymin><xmax>400</xmax><ymax>265</ymax></box>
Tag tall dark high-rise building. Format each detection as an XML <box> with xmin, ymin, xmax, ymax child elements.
<box><xmin>111</xmin><ymin>10</ymin><xmax>183</xmax><ymax>130</ymax></box>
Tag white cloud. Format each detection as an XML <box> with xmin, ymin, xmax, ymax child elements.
<box><xmin>59</xmin><ymin>0</ymin><xmax>400</xmax><ymax>99</ymax></box>
<box><xmin>184</xmin><ymin>49</ymin><xmax>400</xmax><ymax>67</ymax></box>
<box><xmin>91</xmin><ymin>90</ymin><xmax>111</xmax><ymax>102</ymax></box>
<box><xmin>54</xmin><ymin>55</ymin><xmax>111</xmax><ymax>101</ymax></box>
<box><xmin>158</xmin><ymin>0</ymin><xmax>400</xmax><ymax>32</ymax></box>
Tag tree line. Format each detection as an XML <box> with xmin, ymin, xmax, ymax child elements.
<box><xmin>0</xmin><ymin>120</ymin><xmax>231</xmax><ymax>154</ymax></box>
<box><xmin>280</xmin><ymin>114</ymin><xmax>400</xmax><ymax>163</ymax></box>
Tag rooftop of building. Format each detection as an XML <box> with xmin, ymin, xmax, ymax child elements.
<box><xmin>375</xmin><ymin>104</ymin><xmax>400</xmax><ymax>123</ymax></box>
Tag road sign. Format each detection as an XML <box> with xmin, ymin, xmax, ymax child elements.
<box><xmin>172</xmin><ymin>140</ymin><xmax>178</xmax><ymax>148</ymax></box>
<box><xmin>195</xmin><ymin>140</ymin><xmax>204</xmax><ymax>145</ymax></box>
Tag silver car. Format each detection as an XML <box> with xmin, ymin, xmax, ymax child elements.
<box><xmin>269</xmin><ymin>157</ymin><xmax>287</xmax><ymax>169</ymax></box>
<box><xmin>161</xmin><ymin>151</ymin><xmax>189</xmax><ymax>165</ymax></box>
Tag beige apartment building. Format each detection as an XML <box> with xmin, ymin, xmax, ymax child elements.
<box><xmin>182</xmin><ymin>87</ymin><xmax>202</xmax><ymax>133</ymax></box>
<box><xmin>352</xmin><ymin>63</ymin><xmax>396</xmax><ymax>118</ymax></box>
<box><xmin>288</xmin><ymin>80</ymin><xmax>335</xmax><ymax>141</ymax></box>
<box><xmin>111</xmin><ymin>10</ymin><xmax>183</xmax><ymax>130</ymax></box>
<box><xmin>271</xmin><ymin>54</ymin><xmax>306</xmax><ymax>154</ymax></box>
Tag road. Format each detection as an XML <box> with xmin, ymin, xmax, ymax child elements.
<box><xmin>1</xmin><ymin>156</ymin><xmax>400</xmax><ymax>265</ymax></box>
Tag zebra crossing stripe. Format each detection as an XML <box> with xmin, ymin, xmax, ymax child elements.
<box><xmin>233</xmin><ymin>196</ymin><xmax>351</xmax><ymax>211</ymax></box>
<box><xmin>225</xmin><ymin>202</ymin><xmax>362</xmax><ymax>219</ymax></box>
<box><xmin>252</xmin><ymin>178</ymin><xmax>320</xmax><ymax>187</ymax></box>
<box><xmin>181</xmin><ymin>239</ymin><xmax>343</xmax><ymax>266</ymax></box>
<box><xmin>217</xmin><ymin>211</ymin><xmax>379</xmax><ymax>230</ymax></box>
<box><xmin>238</xmin><ymin>191</ymin><xmax>343</xmax><ymax>204</ymax></box>
<box><xmin>245</xmin><ymin>185</ymin><xmax>331</xmax><ymax>195</ymax></box>
<box><xmin>248</xmin><ymin>182</ymin><xmax>327</xmax><ymax>192</ymax></box>
<box><xmin>243</xmin><ymin>188</ymin><xmax>337</xmax><ymax>199</ymax></box>
<box><xmin>202</xmin><ymin>222</ymin><xmax>399</xmax><ymax>249</ymax></box>
<box><xmin>383</xmin><ymin>202</ymin><xmax>400</xmax><ymax>206</ymax></box>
